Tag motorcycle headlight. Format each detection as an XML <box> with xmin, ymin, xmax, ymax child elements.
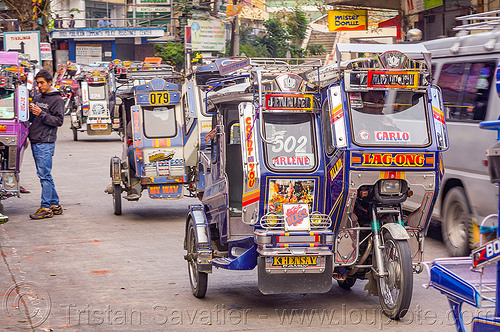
<box><xmin>265</xmin><ymin>213</ymin><xmax>279</xmax><ymax>227</ymax></box>
<box><xmin>379</xmin><ymin>180</ymin><xmax>402</xmax><ymax>195</ymax></box>
<box><xmin>310</xmin><ymin>212</ymin><xmax>324</xmax><ymax>227</ymax></box>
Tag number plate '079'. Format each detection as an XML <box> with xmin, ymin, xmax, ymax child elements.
<box><xmin>148</xmin><ymin>92</ymin><xmax>170</xmax><ymax>105</ymax></box>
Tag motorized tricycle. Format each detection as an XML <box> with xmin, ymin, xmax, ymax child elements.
<box><xmin>424</xmin><ymin>65</ymin><xmax>500</xmax><ymax>332</ymax></box>
<box><xmin>0</xmin><ymin>51</ymin><xmax>31</xmax><ymax>222</ymax></box>
<box><xmin>184</xmin><ymin>44</ymin><xmax>449</xmax><ymax>320</ymax></box>
<box><xmin>54</xmin><ymin>62</ymin><xmax>81</xmax><ymax>116</ymax></box>
<box><xmin>108</xmin><ymin>65</ymin><xmax>205</xmax><ymax>215</ymax></box>
<box><xmin>71</xmin><ymin>66</ymin><xmax>117</xmax><ymax>141</ymax></box>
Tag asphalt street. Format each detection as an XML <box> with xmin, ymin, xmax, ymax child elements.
<box><xmin>0</xmin><ymin>122</ymin><xmax>485</xmax><ymax>331</ymax></box>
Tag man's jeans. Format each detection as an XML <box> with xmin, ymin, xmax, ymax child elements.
<box><xmin>31</xmin><ymin>143</ymin><xmax>59</xmax><ymax>208</ymax></box>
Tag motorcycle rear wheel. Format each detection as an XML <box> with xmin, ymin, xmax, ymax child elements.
<box><xmin>113</xmin><ymin>184</ymin><xmax>122</xmax><ymax>215</ymax></box>
<box><xmin>376</xmin><ymin>231</ymin><xmax>413</xmax><ymax>320</ymax></box>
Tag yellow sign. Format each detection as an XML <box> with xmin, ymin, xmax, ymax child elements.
<box><xmin>226</xmin><ymin>5</ymin><xmax>242</xmax><ymax>17</ymax></box>
<box><xmin>148</xmin><ymin>92</ymin><xmax>170</xmax><ymax>106</ymax></box>
<box><xmin>328</xmin><ymin>10</ymin><xmax>367</xmax><ymax>32</ymax></box>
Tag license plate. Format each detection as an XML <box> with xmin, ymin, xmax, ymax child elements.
<box><xmin>149</xmin><ymin>92</ymin><xmax>170</xmax><ymax>105</ymax></box>
<box><xmin>270</xmin><ymin>256</ymin><xmax>320</xmax><ymax>268</ymax></box>
<box><xmin>91</xmin><ymin>124</ymin><xmax>108</xmax><ymax>130</ymax></box>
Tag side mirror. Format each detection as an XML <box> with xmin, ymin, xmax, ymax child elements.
<box><xmin>429</xmin><ymin>85</ymin><xmax>449</xmax><ymax>151</ymax></box>
<box><xmin>16</xmin><ymin>85</ymin><xmax>29</xmax><ymax>122</ymax></box>
<box><xmin>328</xmin><ymin>85</ymin><xmax>347</xmax><ymax>149</ymax></box>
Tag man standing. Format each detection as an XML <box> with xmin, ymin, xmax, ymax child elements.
<box><xmin>29</xmin><ymin>70</ymin><xmax>64</xmax><ymax>219</ymax></box>
<box><xmin>68</xmin><ymin>14</ymin><xmax>75</xmax><ymax>28</ymax></box>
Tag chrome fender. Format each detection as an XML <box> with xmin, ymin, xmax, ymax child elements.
<box><xmin>381</xmin><ymin>223</ymin><xmax>410</xmax><ymax>240</ymax></box>
<box><xmin>110</xmin><ymin>156</ymin><xmax>121</xmax><ymax>184</ymax></box>
<box><xmin>185</xmin><ymin>205</ymin><xmax>212</xmax><ymax>273</ymax></box>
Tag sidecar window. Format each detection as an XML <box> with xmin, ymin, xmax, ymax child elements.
<box><xmin>349</xmin><ymin>90</ymin><xmax>431</xmax><ymax>147</ymax></box>
<box><xmin>88</xmin><ymin>84</ymin><xmax>107</xmax><ymax>100</ymax></box>
<box><xmin>142</xmin><ymin>106</ymin><xmax>177</xmax><ymax>138</ymax></box>
<box><xmin>263</xmin><ymin>112</ymin><xmax>316</xmax><ymax>172</ymax></box>
<box><xmin>0</xmin><ymin>91</ymin><xmax>15</xmax><ymax>120</ymax></box>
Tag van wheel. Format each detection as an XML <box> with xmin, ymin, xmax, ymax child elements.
<box><xmin>442</xmin><ymin>187</ymin><xmax>471</xmax><ymax>256</ymax></box>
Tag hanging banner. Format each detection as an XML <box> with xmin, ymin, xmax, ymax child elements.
<box><xmin>328</xmin><ymin>10</ymin><xmax>367</xmax><ymax>32</ymax></box>
<box><xmin>40</xmin><ymin>43</ymin><xmax>52</xmax><ymax>61</ymax></box>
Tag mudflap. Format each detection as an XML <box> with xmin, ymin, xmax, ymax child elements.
<box><xmin>257</xmin><ymin>256</ymin><xmax>333</xmax><ymax>294</ymax></box>
<box><xmin>88</xmin><ymin>125</ymin><xmax>112</xmax><ymax>136</ymax></box>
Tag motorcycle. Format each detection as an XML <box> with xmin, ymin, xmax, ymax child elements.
<box><xmin>184</xmin><ymin>44</ymin><xmax>449</xmax><ymax>319</ymax></box>
<box><xmin>0</xmin><ymin>51</ymin><xmax>31</xmax><ymax>222</ymax></box>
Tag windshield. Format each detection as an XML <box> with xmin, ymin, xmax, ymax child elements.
<box><xmin>143</xmin><ymin>106</ymin><xmax>177</xmax><ymax>138</ymax></box>
<box><xmin>263</xmin><ymin>113</ymin><xmax>316</xmax><ymax>171</ymax></box>
<box><xmin>349</xmin><ymin>90</ymin><xmax>431</xmax><ymax>147</ymax></box>
<box><xmin>0</xmin><ymin>91</ymin><xmax>15</xmax><ymax>120</ymax></box>
<box><xmin>88</xmin><ymin>84</ymin><xmax>107</xmax><ymax>100</ymax></box>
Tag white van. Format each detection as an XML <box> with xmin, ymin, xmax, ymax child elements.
<box><xmin>418</xmin><ymin>29</ymin><xmax>500</xmax><ymax>256</ymax></box>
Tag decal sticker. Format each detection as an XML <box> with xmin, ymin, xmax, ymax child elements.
<box><xmin>472</xmin><ymin>237</ymin><xmax>500</xmax><ymax>269</ymax></box>
<box><xmin>242</xmin><ymin>189</ymin><xmax>260</xmax><ymax>207</ymax></box>
<box><xmin>358</xmin><ymin>130</ymin><xmax>370</xmax><ymax>140</ymax></box>
<box><xmin>272</xmin><ymin>256</ymin><xmax>318</xmax><ymax>267</ymax></box>
<box><xmin>351</xmin><ymin>152</ymin><xmax>435</xmax><ymax>168</ymax></box>
<box><xmin>283</xmin><ymin>203</ymin><xmax>310</xmax><ymax>231</ymax></box>
<box><xmin>265</xmin><ymin>94</ymin><xmax>313</xmax><ymax>110</ymax></box>
<box><xmin>330</xmin><ymin>104</ymin><xmax>343</xmax><ymax>124</ymax></box>
<box><xmin>268</xmin><ymin>179</ymin><xmax>314</xmax><ymax>213</ymax></box>
<box><xmin>148</xmin><ymin>151</ymin><xmax>174</xmax><ymax>163</ymax></box>
<box><xmin>374</xmin><ymin>131</ymin><xmax>410</xmax><ymax>142</ymax></box>
<box><xmin>272</xmin><ymin>156</ymin><xmax>310</xmax><ymax>167</ymax></box>
<box><xmin>245</xmin><ymin>116</ymin><xmax>257</xmax><ymax>188</ymax></box>
<box><xmin>329</xmin><ymin>157</ymin><xmax>343</xmax><ymax>181</ymax></box>
<box><xmin>0</xmin><ymin>125</ymin><xmax>7</xmax><ymax>132</ymax></box>
<box><xmin>367</xmin><ymin>71</ymin><xmax>418</xmax><ymax>89</ymax></box>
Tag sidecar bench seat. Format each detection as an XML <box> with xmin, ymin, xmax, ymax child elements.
<box><xmin>226</xmin><ymin>144</ymin><xmax>243</xmax><ymax>216</ymax></box>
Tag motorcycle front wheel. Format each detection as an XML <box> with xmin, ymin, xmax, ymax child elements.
<box><xmin>376</xmin><ymin>231</ymin><xmax>413</xmax><ymax>320</ymax></box>
<box><xmin>64</xmin><ymin>99</ymin><xmax>73</xmax><ymax>115</ymax></box>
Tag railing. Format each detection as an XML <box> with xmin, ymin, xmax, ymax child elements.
<box><xmin>52</xmin><ymin>15</ymin><xmax>174</xmax><ymax>30</ymax></box>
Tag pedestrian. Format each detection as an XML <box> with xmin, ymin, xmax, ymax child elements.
<box><xmin>54</xmin><ymin>14</ymin><xmax>62</xmax><ymax>29</ymax></box>
<box><xmin>68</xmin><ymin>14</ymin><xmax>75</xmax><ymax>28</ymax></box>
<box><xmin>29</xmin><ymin>70</ymin><xmax>64</xmax><ymax>219</ymax></box>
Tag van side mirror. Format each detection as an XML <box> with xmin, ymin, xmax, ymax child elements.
<box><xmin>16</xmin><ymin>85</ymin><xmax>29</xmax><ymax>122</ymax></box>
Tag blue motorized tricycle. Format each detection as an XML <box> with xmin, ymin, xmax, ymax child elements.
<box><xmin>184</xmin><ymin>45</ymin><xmax>449</xmax><ymax>319</ymax></box>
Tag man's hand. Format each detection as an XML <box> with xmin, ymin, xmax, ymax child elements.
<box><xmin>29</xmin><ymin>103</ymin><xmax>42</xmax><ymax>116</ymax></box>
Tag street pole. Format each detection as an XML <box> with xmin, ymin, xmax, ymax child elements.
<box><xmin>231</xmin><ymin>14</ymin><xmax>239</xmax><ymax>56</ymax></box>
<box><xmin>170</xmin><ymin>0</ymin><xmax>174</xmax><ymax>36</ymax></box>
<box><xmin>133</xmin><ymin>0</ymin><xmax>137</xmax><ymax>26</ymax></box>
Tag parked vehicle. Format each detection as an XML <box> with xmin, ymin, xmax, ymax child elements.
<box><xmin>183</xmin><ymin>45</ymin><xmax>448</xmax><ymax>319</ymax></box>
<box><xmin>71</xmin><ymin>66</ymin><xmax>115</xmax><ymax>141</ymax></box>
<box><xmin>108</xmin><ymin>65</ymin><xmax>208</xmax><ymax>215</ymax></box>
<box><xmin>419</xmin><ymin>11</ymin><xmax>500</xmax><ymax>256</ymax></box>
<box><xmin>0</xmin><ymin>52</ymin><xmax>31</xmax><ymax>222</ymax></box>
<box><xmin>54</xmin><ymin>62</ymin><xmax>81</xmax><ymax>116</ymax></box>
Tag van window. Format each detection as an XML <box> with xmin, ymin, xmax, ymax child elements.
<box><xmin>437</xmin><ymin>61</ymin><xmax>495</xmax><ymax>121</ymax></box>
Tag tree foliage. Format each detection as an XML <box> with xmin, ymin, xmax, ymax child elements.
<box><xmin>154</xmin><ymin>43</ymin><xmax>185</xmax><ymax>70</ymax></box>
<box><xmin>2</xmin><ymin>0</ymin><xmax>51</xmax><ymax>42</ymax></box>
<box><xmin>237</xmin><ymin>7</ymin><xmax>309</xmax><ymax>58</ymax></box>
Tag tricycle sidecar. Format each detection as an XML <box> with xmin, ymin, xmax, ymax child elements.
<box><xmin>184</xmin><ymin>46</ymin><xmax>449</xmax><ymax>320</ymax></box>
<box><xmin>0</xmin><ymin>51</ymin><xmax>31</xmax><ymax>221</ymax></box>
<box><xmin>108</xmin><ymin>65</ymin><xmax>206</xmax><ymax>215</ymax></box>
